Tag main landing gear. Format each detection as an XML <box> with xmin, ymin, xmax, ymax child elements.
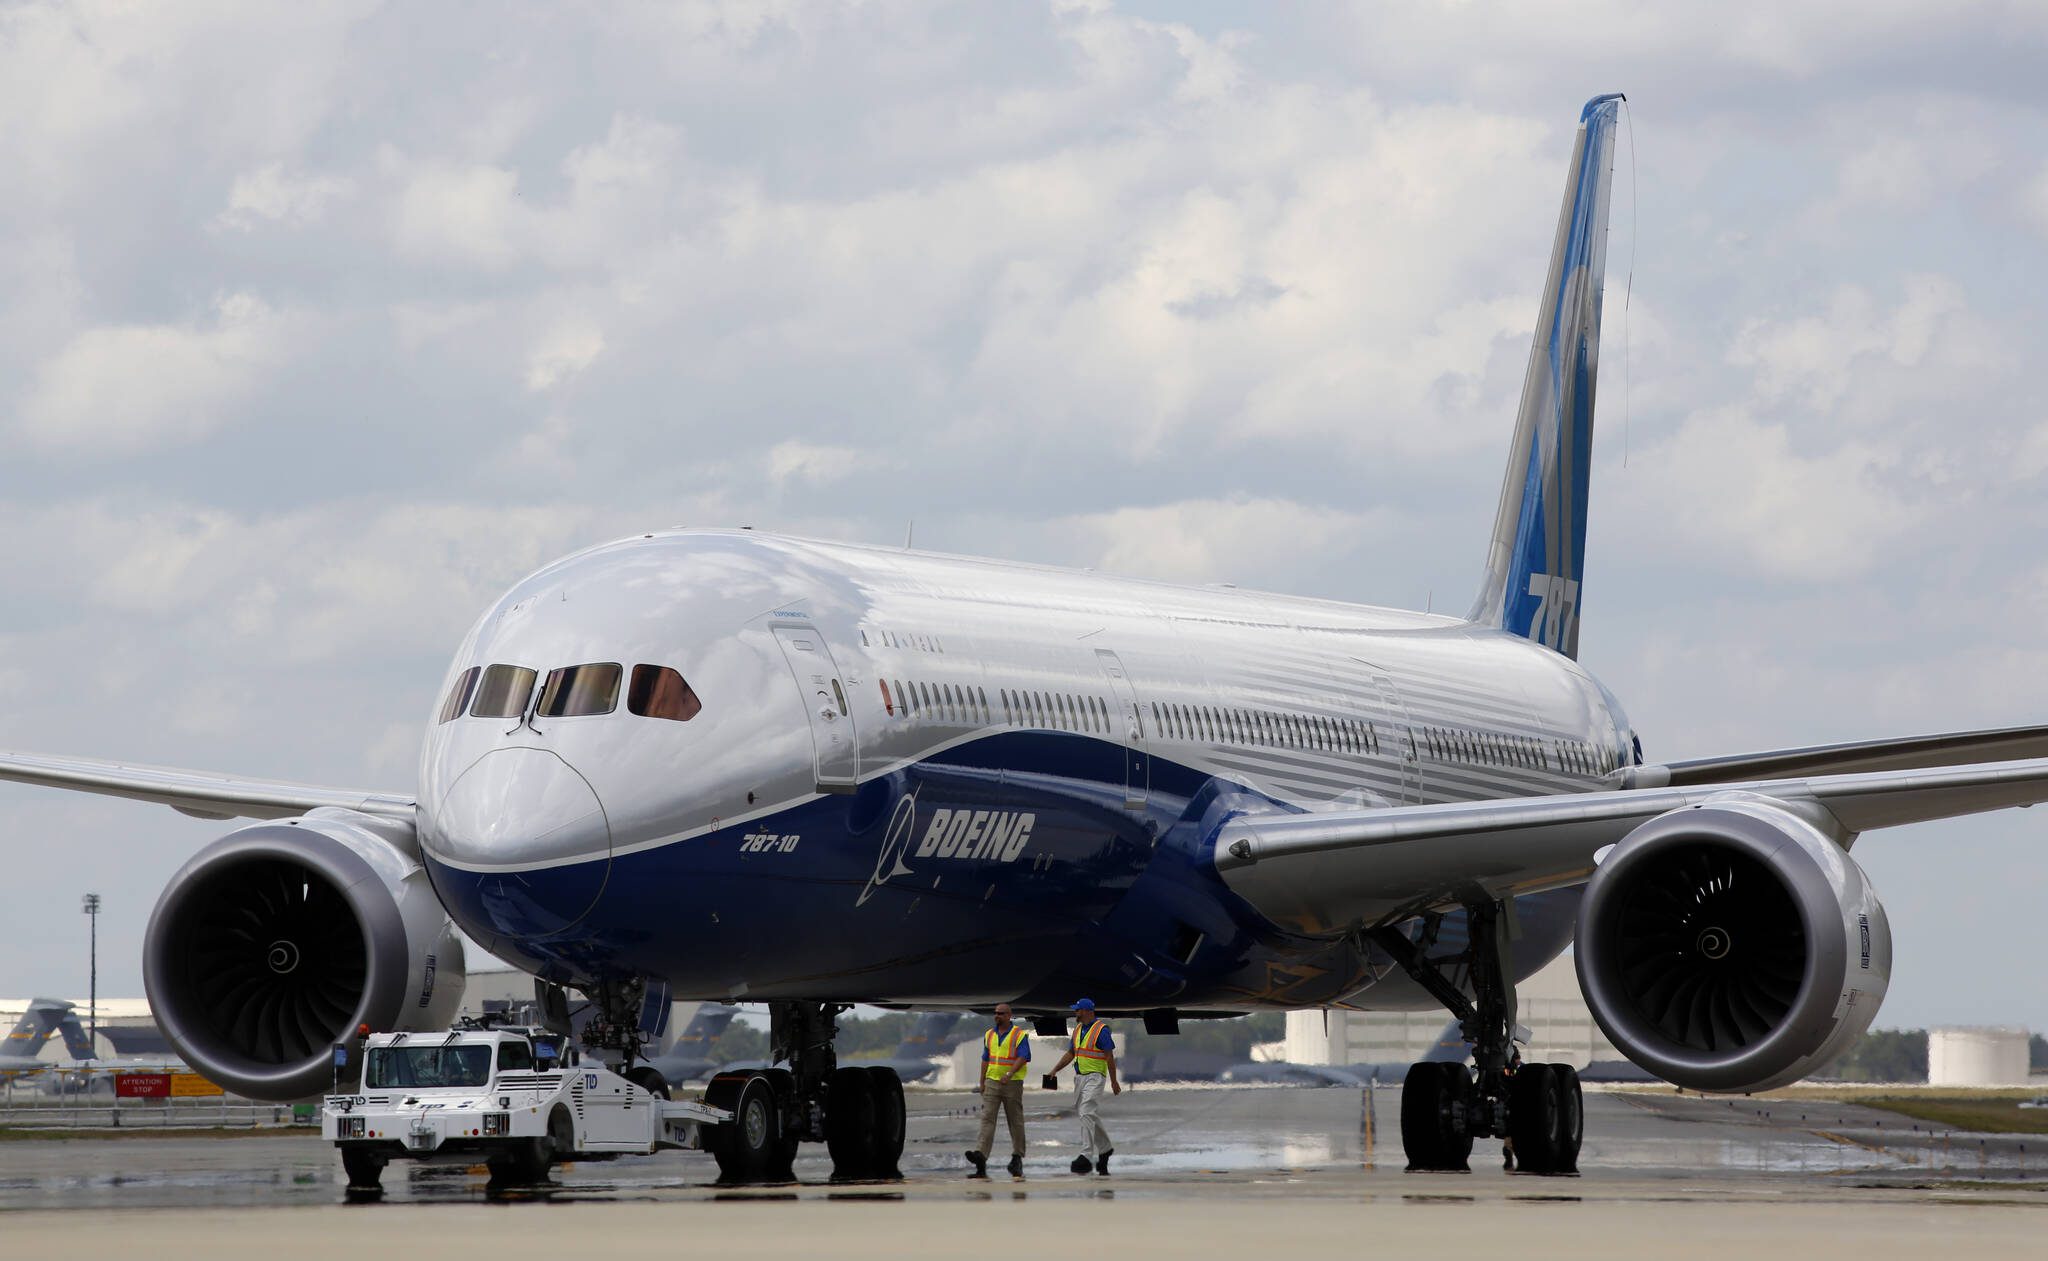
<box><xmin>577</xmin><ymin>985</ymin><xmax>906</xmax><ymax>1184</ymax></box>
<box><xmin>1372</xmin><ymin>899</ymin><xmax>1583</xmax><ymax>1176</ymax></box>
<box><xmin>702</xmin><ymin>1002</ymin><xmax>906</xmax><ymax>1183</ymax></box>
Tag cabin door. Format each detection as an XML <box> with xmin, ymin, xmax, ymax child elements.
<box><xmin>1096</xmin><ymin>648</ymin><xmax>1148</xmax><ymax>809</ymax></box>
<box><xmin>771</xmin><ymin>623</ymin><xmax>860</xmax><ymax>794</ymax></box>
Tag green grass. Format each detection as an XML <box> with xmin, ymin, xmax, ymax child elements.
<box><xmin>1848</xmin><ymin>1098</ymin><xmax>2048</xmax><ymax>1135</ymax></box>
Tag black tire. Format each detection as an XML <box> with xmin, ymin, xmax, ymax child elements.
<box><xmin>626</xmin><ymin>1064</ymin><xmax>670</xmax><ymax>1100</ymax></box>
<box><xmin>1399</xmin><ymin>1061</ymin><xmax>1447</xmax><ymax>1171</ymax></box>
<box><xmin>1549</xmin><ymin>1063</ymin><xmax>1583</xmax><ymax>1174</ymax></box>
<box><xmin>706</xmin><ymin>1071</ymin><xmax>781</xmax><ymax>1183</ymax></box>
<box><xmin>1508</xmin><ymin>1063</ymin><xmax>1559</xmax><ymax>1174</ymax></box>
<box><xmin>1438</xmin><ymin>1064</ymin><xmax>1474</xmax><ymax>1168</ymax></box>
<box><xmin>339</xmin><ymin>1146</ymin><xmax>385</xmax><ymax>1192</ymax></box>
<box><xmin>488</xmin><ymin>1136</ymin><xmax>554</xmax><ymax>1186</ymax></box>
<box><xmin>826</xmin><ymin>1065</ymin><xmax>879</xmax><ymax>1179</ymax></box>
<box><xmin>763</xmin><ymin>1068</ymin><xmax>801</xmax><ymax>1177</ymax></box>
<box><xmin>862</xmin><ymin>1066</ymin><xmax>906</xmax><ymax>1179</ymax></box>
<box><xmin>549</xmin><ymin>1108</ymin><xmax>576</xmax><ymax>1164</ymax></box>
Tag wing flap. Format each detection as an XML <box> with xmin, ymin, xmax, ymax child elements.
<box><xmin>1655</xmin><ymin>723</ymin><xmax>2048</xmax><ymax>786</ymax></box>
<box><xmin>0</xmin><ymin>749</ymin><xmax>414</xmax><ymax>823</ymax></box>
<box><xmin>1215</xmin><ymin>756</ymin><xmax>2048</xmax><ymax>936</ymax></box>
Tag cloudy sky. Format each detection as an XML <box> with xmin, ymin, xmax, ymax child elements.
<box><xmin>3</xmin><ymin>1</ymin><xmax>2046</xmax><ymax>1034</ymax></box>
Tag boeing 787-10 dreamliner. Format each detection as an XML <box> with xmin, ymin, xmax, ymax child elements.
<box><xmin>8</xmin><ymin>94</ymin><xmax>2047</xmax><ymax>1180</ymax></box>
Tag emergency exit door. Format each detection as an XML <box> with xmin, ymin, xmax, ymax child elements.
<box><xmin>1095</xmin><ymin>648</ymin><xmax>1148</xmax><ymax>809</ymax></box>
<box><xmin>771</xmin><ymin>623</ymin><xmax>859</xmax><ymax>793</ymax></box>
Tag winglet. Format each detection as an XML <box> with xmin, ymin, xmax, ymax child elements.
<box><xmin>1468</xmin><ymin>93</ymin><xmax>1626</xmax><ymax>658</ymax></box>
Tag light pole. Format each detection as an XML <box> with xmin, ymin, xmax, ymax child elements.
<box><xmin>81</xmin><ymin>893</ymin><xmax>99</xmax><ymax>1062</ymax></box>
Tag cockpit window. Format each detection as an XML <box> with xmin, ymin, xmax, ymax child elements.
<box><xmin>470</xmin><ymin>664</ymin><xmax>538</xmax><ymax>719</ymax></box>
<box><xmin>629</xmin><ymin>664</ymin><xmax>703</xmax><ymax>721</ymax></box>
<box><xmin>538</xmin><ymin>662</ymin><xmax>622</xmax><ymax>717</ymax></box>
<box><xmin>437</xmin><ymin>667</ymin><xmax>480</xmax><ymax>724</ymax></box>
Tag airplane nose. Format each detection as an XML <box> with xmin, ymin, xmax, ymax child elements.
<box><xmin>425</xmin><ymin>748</ymin><xmax>612</xmax><ymax>935</ymax></box>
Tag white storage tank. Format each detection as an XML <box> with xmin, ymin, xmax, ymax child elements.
<box><xmin>1927</xmin><ymin>1026</ymin><xmax>2030</xmax><ymax>1087</ymax></box>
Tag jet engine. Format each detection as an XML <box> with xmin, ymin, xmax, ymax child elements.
<box><xmin>1574</xmin><ymin>795</ymin><xmax>1890</xmax><ymax>1093</ymax></box>
<box><xmin>143</xmin><ymin>810</ymin><xmax>465</xmax><ymax>1100</ymax></box>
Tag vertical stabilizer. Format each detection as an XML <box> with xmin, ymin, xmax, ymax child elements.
<box><xmin>2</xmin><ymin>998</ymin><xmax>74</xmax><ymax>1061</ymax></box>
<box><xmin>55</xmin><ymin>1013</ymin><xmax>96</xmax><ymax>1061</ymax></box>
<box><xmin>1468</xmin><ymin>93</ymin><xmax>1625</xmax><ymax>658</ymax></box>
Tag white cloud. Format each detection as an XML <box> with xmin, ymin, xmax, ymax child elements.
<box><xmin>525</xmin><ymin>323</ymin><xmax>606</xmax><ymax>392</ymax></box>
<box><xmin>1050</xmin><ymin>496</ymin><xmax>1392</xmax><ymax>587</ymax></box>
<box><xmin>214</xmin><ymin>163</ymin><xmax>354</xmax><ymax>230</ymax></box>
<box><xmin>13</xmin><ymin>293</ymin><xmax>300</xmax><ymax>455</ymax></box>
<box><xmin>1612</xmin><ymin>408</ymin><xmax>1918</xmax><ymax>581</ymax></box>
<box><xmin>765</xmin><ymin>440</ymin><xmax>879</xmax><ymax>487</ymax></box>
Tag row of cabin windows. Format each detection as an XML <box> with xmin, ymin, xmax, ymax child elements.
<box><xmin>871</xmin><ymin>673</ymin><xmax>1612</xmax><ymax>776</ymax></box>
<box><xmin>879</xmin><ymin>679</ymin><xmax>1112</xmax><ymax>735</ymax></box>
<box><xmin>1420</xmin><ymin>725</ymin><xmax>1611</xmax><ymax>776</ymax></box>
<box><xmin>437</xmin><ymin>662</ymin><xmax>703</xmax><ymax>725</ymax></box>
<box><xmin>1152</xmin><ymin>700</ymin><xmax>1380</xmax><ymax>756</ymax></box>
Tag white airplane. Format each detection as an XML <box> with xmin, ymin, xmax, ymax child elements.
<box><xmin>7</xmin><ymin>93</ymin><xmax>2048</xmax><ymax>1180</ymax></box>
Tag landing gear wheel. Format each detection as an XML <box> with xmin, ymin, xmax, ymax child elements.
<box><xmin>1400</xmin><ymin>1061</ymin><xmax>1471</xmax><ymax>1172</ymax></box>
<box><xmin>763</xmin><ymin>1068</ymin><xmax>801</xmax><ymax>1180</ymax></box>
<box><xmin>1548</xmin><ymin>1064</ymin><xmax>1583</xmax><ymax>1175</ymax></box>
<box><xmin>1508</xmin><ymin>1063</ymin><xmax>1561</xmax><ymax>1174</ymax></box>
<box><xmin>862</xmin><ymin>1065</ymin><xmax>906</xmax><ymax>1179</ymax></box>
<box><xmin>706</xmin><ymin>1071</ymin><xmax>783</xmax><ymax>1183</ymax></box>
<box><xmin>825</xmin><ymin>1065</ymin><xmax>880</xmax><ymax>1179</ymax></box>
<box><xmin>340</xmin><ymin>1147</ymin><xmax>385</xmax><ymax>1195</ymax></box>
<box><xmin>626</xmin><ymin>1064</ymin><xmax>671</xmax><ymax>1100</ymax></box>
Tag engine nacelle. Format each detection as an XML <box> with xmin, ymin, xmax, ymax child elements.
<box><xmin>1574</xmin><ymin>796</ymin><xmax>1890</xmax><ymax>1093</ymax></box>
<box><xmin>143</xmin><ymin>809</ymin><xmax>465</xmax><ymax>1100</ymax></box>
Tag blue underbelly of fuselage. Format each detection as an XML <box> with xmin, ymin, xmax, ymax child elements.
<box><xmin>423</xmin><ymin>732</ymin><xmax>1575</xmax><ymax>1012</ymax></box>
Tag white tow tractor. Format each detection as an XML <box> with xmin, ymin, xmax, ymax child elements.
<box><xmin>321</xmin><ymin>1025</ymin><xmax>730</xmax><ymax>1191</ymax></box>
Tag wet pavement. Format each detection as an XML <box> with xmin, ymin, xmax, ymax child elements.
<box><xmin>1</xmin><ymin>1085</ymin><xmax>2042</xmax><ymax>1255</ymax></box>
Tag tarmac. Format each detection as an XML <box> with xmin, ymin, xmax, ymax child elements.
<box><xmin>2</xmin><ymin>1084</ymin><xmax>2043</xmax><ymax>1256</ymax></box>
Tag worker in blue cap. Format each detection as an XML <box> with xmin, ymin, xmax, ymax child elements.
<box><xmin>1047</xmin><ymin>998</ymin><xmax>1120</xmax><ymax>1174</ymax></box>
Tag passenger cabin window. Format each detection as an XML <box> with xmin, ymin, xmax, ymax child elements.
<box><xmin>470</xmin><ymin>664</ymin><xmax>539</xmax><ymax>719</ymax></box>
<box><xmin>630</xmin><ymin>665</ymin><xmax>703</xmax><ymax>721</ymax></box>
<box><xmin>538</xmin><ymin>663</ymin><xmax>622</xmax><ymax>717</ymax></box>
<box><xmin>438</xmin><ymin>667</ymin><xmax>480</xmax><ymax>724</ymax></box>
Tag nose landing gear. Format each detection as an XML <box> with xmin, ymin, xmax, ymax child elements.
<box><xmin>1373</xmin><ymin>899</ymin><xmax>1584</xmax><ymax>1176</ymax></box>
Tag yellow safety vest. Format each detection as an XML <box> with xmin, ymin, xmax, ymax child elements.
<box><xmin>984</xmin><ymin>1025</ymin><xmax>1027</xmax><ymax>1081</ymax></box>
<box><xmin>1071</xmin><ymin>1020</ymin><xmax>1110</xmax><ymax>1074</ymax></box>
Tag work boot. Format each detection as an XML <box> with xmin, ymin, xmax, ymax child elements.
<box><xmin>1007</xmin><ymin>1154</ymin><xmax>1024</xmax><ymax>1178</ymax></box>
<box><xmin>965</xmin><ymin>1149</ymin><xmax>988</xmax><ymax>1178</ymax></box>
<box><xmin>1070</xmin><ymin>1155</ymin><xmax>1093</xmax><ymax>1174</ymax></box>
<box><xmin>1097</xmin><ymin>1149</ymin><xmax>1113</xmax><ymax>1176</ymax></box>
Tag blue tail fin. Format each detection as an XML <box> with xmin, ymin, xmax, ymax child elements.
<box><xmin>670</xmin><ymin>1003</ymin><xmax>738</xmax><ymax>1050</ymax></box>
<box><xmin>1469</xmin><ymin>93</ymin><xmax>1625</xmax><ymax>659</ymax></box>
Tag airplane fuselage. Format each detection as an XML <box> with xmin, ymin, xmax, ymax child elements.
<box><xmin>418</xmin><ymin>528</ymin><xmax>1637</xmax><ymax>1012</ymax></box>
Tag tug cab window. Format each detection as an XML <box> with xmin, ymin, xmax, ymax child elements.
<box><xmin>470</xmin><ymin>665</ymin><xmax>538</xmax><ymax>719</ymax></box>
<box><xmin>437</xmin><ymin>667</ymin><xmax>480</xmax><ymax>724</ymax></box>
<box><xmin>496</xmin><ymin>1040</ymin><xmax>533</xmax><ymax>1072</ymax></box>
<box><xmin>628</xmin><ymin>665</ymin><xmax>703</xmax><ymax>721</ymax></box>
<box><xmin>538</xmin><ymin>663</ymin><xmax>622</xmax><ymax>717</ymax></box>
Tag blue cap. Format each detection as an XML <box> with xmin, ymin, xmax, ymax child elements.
<box><xmin>1071</xmin><ymin>998</ymin><xmax>1095</xmax><ymax>1011</ymax></box>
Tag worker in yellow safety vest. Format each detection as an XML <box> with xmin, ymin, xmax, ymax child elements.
<box><xmin>964</xmin><ymin>1003</ymin><xmax>1031</xmax><ymax>1178</ymax></box>
<box><xmin>1048</xmin><ymin>998</ymin><xmax>1121</xmax><ymax>1175</ymax></box>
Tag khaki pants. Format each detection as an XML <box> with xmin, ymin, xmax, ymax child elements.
<box><xmin>975</xmin><ymin>1077</ymin><xmax>1026</xmax><ymax>1157</ymax></box>
<box><xmin>1075</xmin><ymin>1071</ymin><xmax>1112</xmax><ymax>1158</ymax></box>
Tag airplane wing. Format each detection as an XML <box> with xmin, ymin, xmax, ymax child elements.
<box><xmin>0</xmin><ymin>749</ymin><xmax>414</xmax><ymax>822</ymax></box>
<box><xmin>1647</xmin><ymin>722</ymin><xmax>2048</xmax><ymax>786</ymax></box>
<box><xmin>1213</xmin><ymin>754</ymin><xmax>2048</xmax><ymax>936</ymax></box>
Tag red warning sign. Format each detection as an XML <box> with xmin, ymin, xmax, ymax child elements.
<box><xmin>115</xmin><ymin>1072</ymin><xmax>172</xmax><ymax>1098</ymax></box>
